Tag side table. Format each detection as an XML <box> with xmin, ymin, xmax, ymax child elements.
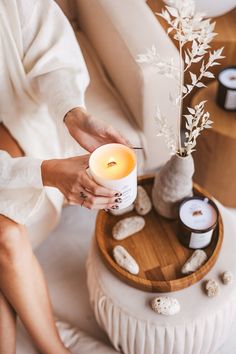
<box><xmin>192</xmin><ymin>81</ymin><xmax>236</xmax><ymax>207</ymax></box>
<box><xmin>86</xmin><ymin>200</ymin><xmax>236</xmax><ymax>354</ymax></box>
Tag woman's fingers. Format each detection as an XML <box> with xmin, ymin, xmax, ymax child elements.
<box><xmin>79</xmin><ymin>191</ymin><xmax>121</xmax><ymax>209</ymax></box>
<box><xmin>81</xmin><ymin>171</ymin><xmax>118</xmax><ymax>198</ymax></box>
<box><xmin>80</xmin><ymin>199</ymin><xmax>120</xmax><ymax>210</ymax></box>
<box><xmin>105</xmin><ymin>126</ymin><xmax>131</xmax><ymax>147</ymax></box>
<box><xmin>67</xmin><ymin>185</ymin><xmax>122</xmax><ymax>209</ymax></box>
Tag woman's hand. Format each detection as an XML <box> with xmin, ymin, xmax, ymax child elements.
<box><xmin>64</xmin><ymin>107</ymin><xmax>131</xmax><ymax>152</ymax></box>
<box><xmin>41</xmin><ymin>155</ymin><xmax>121</xmax><ymax>210</ymax></box>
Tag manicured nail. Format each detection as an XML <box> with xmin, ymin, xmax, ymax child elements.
<box><xmin>115</xmin><ymin>192</ymin><xmax>122</xmax><ymax>197</ymax></box>
<box><xmin>111</xmin><ymin>205</ymin><xmax>119</xmax><ymax>210</ymax></box>
<box><xmin>115</xmin><ymin>198</ymin><xmax>122</xmax><ymax>203</ymax></box>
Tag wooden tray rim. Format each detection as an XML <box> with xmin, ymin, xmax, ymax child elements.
<box><xmin>96</xmin><ymin>174</ymin><xmax>224</xmax><ymax>292</ymax></box>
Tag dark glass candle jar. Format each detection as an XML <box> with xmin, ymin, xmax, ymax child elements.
<box><xmin>178</xmin><ymin>197</ymin><xmax>219</xmax><ymax>249</ymax></box>
<box><xmin>217</xmin><ymin>66</ymin><xmax>236</xmax><ymax>111</ymax></box>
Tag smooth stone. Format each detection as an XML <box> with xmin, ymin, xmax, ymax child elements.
<box><xmin>112</xmin><ymin>216</ymin><xmax>145</xmax><ymax>240</ymax></box>
<box><xmin>134</xmin><ymin>185</ymin><xmax>152</xmax><ymax>215</ymax></box>
<box><xmin>113</xmin><ymin>245</ymin><xmax>139</xmax><ymax>275</ymax></box>
<box><xmin>181</xmin><ymin>249</ymin><xmax>207</xmax><ymax>274</ymax></box>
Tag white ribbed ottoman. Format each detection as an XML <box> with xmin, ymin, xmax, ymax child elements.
<box><xmin>86</xmin><ymin>202</ymin><xmax>236</xmax><ymax>354</ymax></box>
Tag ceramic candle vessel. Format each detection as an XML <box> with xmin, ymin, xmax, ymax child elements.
<box><xmin>152</xmin><ymin>154</ymin><xmax>194</xmax><ymax>219</ymax></box>
<box><xmin>178</xmin><ymin>196</ymin><xmax>219</xmax><ymax>249</ymax></box>
<box><xmin>89</xmin><ymin>143</ymin><xmax>137</xmax><ymax>209</ymax></box>
<box><xmin>217</xmin><ymin>66</ymin><xmax>236</xmax><ymax>111</ymax></box>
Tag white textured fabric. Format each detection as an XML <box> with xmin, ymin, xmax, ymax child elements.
<box><xmin>0</xmin><ymin>0</ymin><xmax>89</xmax><ymax>224</ymax></box>
<box><xmin>0</xmin><ymin>151</ymin><xmax>44</xmax><ymax>224</ymax></box>
<box><xmin>56</xmin><ymin>319</ymin><xmax>118</xmax><ymax>354</ymax></box>
<box><xmin>76</xmin><ymin>31</ymin><xmax>145</xmax><ymax>173</ymax></box>
<box><xmin>87</xmin><ymin>202</ymin><xmax>236</xmax><ymax>354</ymax></box>
<box><xmin>76</xmin><ymin>0</ymin><xmax>180</xmax><ymax>170</ymax></box>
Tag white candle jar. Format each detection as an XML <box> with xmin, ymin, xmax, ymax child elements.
<box><xmin>178</xmin><ymin>197</ymin><xmax>219</xmax><ymax>249</ymax></box>
<box><xmin>89</xmin><ymin>144</ymin><xmax>137</xmax><ymax>210</ymax></box>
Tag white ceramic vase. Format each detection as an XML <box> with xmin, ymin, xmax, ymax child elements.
<box><xmin>162</xmin><ymin>0</ymin><xmax>236</xmax><ymax>18</ymax></box>
<box><xmin>152</xmin><ymin>154</ymin><xmax>194</xmax><ymax>219</ymax></box>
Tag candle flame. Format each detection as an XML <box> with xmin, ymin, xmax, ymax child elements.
<box><xmin>107</xmin><ymin>157</ymin><xmax>117</xmax><ymax>168</ymax></box>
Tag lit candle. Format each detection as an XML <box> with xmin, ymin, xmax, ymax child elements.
<box><xmin>89</xmin><ymin>144</ymin><xmax>137</xmax><ymax>209</ymax></box>
<box><xmin>217</xmin><ymin>66</ymin><xmax>236</xmax><ymax>111</ymax></box>
<box><xmin>178</xmin><ymin>197</ymin><xmax>219</xmax><ymax>249</ymax></box>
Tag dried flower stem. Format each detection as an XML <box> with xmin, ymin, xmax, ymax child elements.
<box><xmin>137</xmin><ymin>0</ymin><xmax>224</xmax><ymax>157</ymax></box>
<box><xmin>178</xmin><ymin>40</ymin><xmax>183</xmax><ymax>154</ymax></box>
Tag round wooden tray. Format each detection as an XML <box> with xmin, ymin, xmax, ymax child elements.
<box><xmin>96</xmin><ymin>175</ymin><xmax>223</xmax><ymax>292</ymax></box>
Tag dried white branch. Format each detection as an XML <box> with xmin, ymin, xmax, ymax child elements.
<box><xmin>136</xmin><ymin>46</ymin><xmax>179</xmax><ymax>80</ymax></box>
<box><xmin>137</xmin><ymin>0</ymin><xmax>224</xmax><ymax>156</ymax></box>
<box><xmin>183</xmin><ymin>101</ymin><xmax>213</xmax><ymax>155</ymax></box>
<box><xmin>155</xmin><ymin>107</ymin><xmax>178</xmax><ymax>155</ymax></box>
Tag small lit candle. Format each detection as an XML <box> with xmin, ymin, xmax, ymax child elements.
<box><xmin>89</xmin><ymin>144</ymin><xmax>137</xmax><ymax>209</ymax></box>
<box><xmin>217</xmin><ymin>66</ymin><xmax>236</xmax><ymax>111</ymax></box>
<box><xmin>178</xmin><ymin>197</ymin><xmax>219</xmax><ymax>249</ymax></box>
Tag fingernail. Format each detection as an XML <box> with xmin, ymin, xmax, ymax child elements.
<box><xmin>115</xmin><ymin>192</ymin><xmax>122</xmax><ymax>197</ymax></box>
<box><xmin>111</xmin><ymin>205</ymin><xmax>119</xmax><ymax>210</ymax></box>
<box><xmin>115</xmin><ymin>198</ymin><xmax>122</xmax><ymax>203</ymax></box>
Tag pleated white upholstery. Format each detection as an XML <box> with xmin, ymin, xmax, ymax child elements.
<box><xmin>87</xmin><ymin>202</ymin><xmax>236</xmax><ymax>354</ymax></box>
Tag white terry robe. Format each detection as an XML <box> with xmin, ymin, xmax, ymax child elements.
<box><xmin>0</xmin><ymin>0</ymin><xmax>90</xmax><ymax>225</ymax></box>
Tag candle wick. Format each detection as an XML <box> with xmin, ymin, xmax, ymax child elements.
<box><xmin>107</xmin><ymin>161</ymin><xmax>117</xmax><ymax>168</ymax></box>
<box><xmin>229</xmin><ymin>75</ymin><xmax>236</xmax><ymax>81</ymax></box>
<box><xmin>192</xmin><ymin>210</ymin><xmax>203</xmax><ymax>216</ymax></box>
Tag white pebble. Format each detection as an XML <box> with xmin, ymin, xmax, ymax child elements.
<box><xmin>222</xmin><ymin>271</ymin><xmax>233</xmax><ymax>285</ymax></box>
<box><xmin>134</xmin><ymin>186</ymin><xmax>152</xmax><ymax>215</ymax></box>
<box><xmin>113</xmin><ymin>245</ymin><xmax>139</xmax><ymax>275</ymax></box>
<box><xmin>205</xmin><ymin>279</ymin><xmax>219</xmax><ymax>297</ymax></box>
<box><xmin>151</xmin><ymin>296</ymin><xmax>180</xmax><ymax>316</ymax></box>
<box><xmin>112</xmin><ymin>216</ymin><xmax>145</xmax><ymax>240</ymax></box>
<box><xmin>181</xmin><ymin>250</ymin><xmax>207</xmax><ymax>274</ymax></box>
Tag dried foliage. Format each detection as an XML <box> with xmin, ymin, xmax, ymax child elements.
<box><xmin>137</xmin><ymin>0</ymin><xmax>224</xmax><ymax>156</ymax></box>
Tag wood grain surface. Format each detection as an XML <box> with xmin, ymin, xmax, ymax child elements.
<box><xmin>96</xmin><ymin>175</ymin><xmax>223</xmax><ymax>292</ymax></box>
<box><xmin>192</xmin><ymin>81</ymin><xmax>236</xmax><ymax>207</ymax></box>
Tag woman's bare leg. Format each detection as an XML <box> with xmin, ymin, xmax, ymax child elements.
<box><xmin>0</xmin><ymin>123</ymin><xmax>69</xmax><ymax>353</ymax></box>
<box><xmin>0</xmin><ymin>292</ymin><xmax>16</xmax><ymax>354</ymax></box>
<box><xmin>0</xmin><ymin>123</ymin><xmax>24</xmax><ymax>157</ymax></box>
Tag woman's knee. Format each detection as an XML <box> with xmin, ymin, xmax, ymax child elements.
<box><xmin>0</xmin><ymin>216</ymin><xmax>28</xmax><ymax>261</ymax></box>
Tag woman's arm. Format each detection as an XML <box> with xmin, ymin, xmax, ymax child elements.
<box><xmin>19</xmin><ymin>0</ymin><xmax>129</xmax><ymax>151</ymax></box>
<box><xmin>19</xmin><ymin>0</ymin><xmax>89</xmax><ymax>129</ymax></box>
<box><xmin>41</xmin><ymin>155</ymin><xmax>120</xmax><ymax>210</ymax></box>
<box><xmin>64</xmin><ymin>108</ymin><xmax>130</xmax><ymax>152</ymax></box>
<box><xmin>0</xmin><ymin>151</ymin><xmax>43</xmax><ymax>190</ymax></box>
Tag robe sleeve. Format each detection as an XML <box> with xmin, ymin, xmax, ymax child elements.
<box><xmin>0</xmin><ymin>150</ymin><xmax>44</xmax><ymax>224</ymax></box>
<box><xmin>20</xmin><ymin>0</ymin><xmax>90</xmax><ymax>127</ymax></box>
<box><xmin>0</xmin><ymin>0</ymin><xmax>89</xmax><ymax>224</ymax></box>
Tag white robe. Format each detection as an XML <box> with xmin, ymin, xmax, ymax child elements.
<box><xmin>0</xmin><ymin>0</ymin><xmax>90</xmax><ymax>224</ymax></box>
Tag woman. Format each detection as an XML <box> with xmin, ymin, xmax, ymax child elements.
<box><xmin>0</xmin><ymin>0</ymin><xmax>126</xmax><ymax>353</ymax></box>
